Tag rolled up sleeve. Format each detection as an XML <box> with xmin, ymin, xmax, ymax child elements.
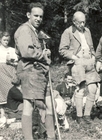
<box><xmin>59</xmin><ymin>29</ymin><xmax>73</xmax><ymax>59</ymax></box>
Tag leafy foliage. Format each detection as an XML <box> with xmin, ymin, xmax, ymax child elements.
<box><xmin>0</xmin><ymin>0</ymin><xmax>102</xmax><ymax>62</ymax></box>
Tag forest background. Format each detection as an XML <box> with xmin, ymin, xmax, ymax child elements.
<box><xmin>1</xmin><ymin>1</ymin><xmax>102</xmax><ymax>139</ymax></box>
<box><xmin>0</xmin><ymin>0</ymin><xmax>102</xmax><ymax>63</ymax></box>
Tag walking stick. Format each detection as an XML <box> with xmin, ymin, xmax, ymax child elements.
<box><xmin>48</xmin><ymin>70</ymin><xmax>62</xmax><ymax>140</ymax></box>
<box><xmin>42</xmin><ymin>37</ymin><xmax>61</xmax><ymax>139</ymax></box>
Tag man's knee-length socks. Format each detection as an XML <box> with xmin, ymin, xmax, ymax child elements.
<box><xmin>74</xmin><ymin>90</ymin><xmax>84</xmax><ymax>117</ymax></box>
<box><xmin>45</xmin><ymin>114</ymin><xmax>55</xmax><ymax>140</ymax></box>
<box><xmin>22</xmin><ymin>115</ymin><xmax>33</xmax><ymax>140</ymax></box>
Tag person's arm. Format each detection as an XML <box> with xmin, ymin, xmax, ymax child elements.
<box><xmin>14</xmin><ymin>26</ymin><xmax>43</xmax><ymax>60</ymax></box>
<box><xmin>56</xmin><ymin>85</ymin><xmax>61</xmax><ymax>95</ymax></box>
<box><xmin>56</xmin><ymin>84</ymin><xmax>65</xmax><ymax>98</ymax></box>
<box><xmin>14</xmin><ymin>25</ymin><xmax>51</xmax><ymax>65</ymax></box>
<box><xmin>96</xmin><ymin>37</ymin><xmax>102</xmax><ymax>72</ymax></box>
<box><xmin>59</xmin><ymin>29</ymin><xmax>77</xmax><ymax>60</ymax></box>
<box><xmin>6</xmin><ymin>47</ymin><xmax>18</xmax><ymax>66</ymax></box>
<box><xmin>87</xmin><ymin>28</ymin><xmax>95</xmax><ymax>56</ymax></box>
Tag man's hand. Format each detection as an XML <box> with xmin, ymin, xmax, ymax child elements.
<box><xmin>96</xmin><ymin>61</ymin><xmax>102</xmax><ymax>72</ymax></box>
<box><xmin>43</xmin><ymin>49</ymin><xmax>51</xmax><ymax>57</ymax></box>
<box><xmin>43</xmin><ymin>49</ymin><xmax>51</xmax><ymax>65</ymax></box>
<box><xmin>65</xmin><ymin>99</ymin><xmax>71</xmax><ymax>105</ymax></box>
<box><xmin>72</xmin><ymin>55</ymin><xmax>79</xmax><ymax>61</ymax></box>
<box><xmin>92</xmin><ymin>55</ymin><xmax>95</xmax><ymax>62</ymax></box>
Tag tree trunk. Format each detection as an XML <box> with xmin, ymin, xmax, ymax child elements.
<box><xmin>0</xmin><ymin>0</ymin><xmax>6</xmax><ymax>31</ymax></box>
<box><xmin>64</xmin><ymin>7</ymin><xmax>68</xmax><ymax>23</ymax></box>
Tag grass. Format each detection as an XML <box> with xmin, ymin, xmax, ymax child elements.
<box><xmin>1</xmin><ymin>63</ymin><xmax>102</xmax><ymax>140</ymax></box>
<box><xmin>1</xmin><ymin>116</ymin><xmax>102</xmax><ymax>140</ymax></box>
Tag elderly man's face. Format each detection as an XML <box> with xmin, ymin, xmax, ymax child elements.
<box><xmin>74</xmin><ymin>14</ymin><xmax>86</xmax><ymax>32</ymax></box>
<box><xmin>27</xmin><ymin>7</ymin><xmax>43</xmax><ymax>29</ymax></box>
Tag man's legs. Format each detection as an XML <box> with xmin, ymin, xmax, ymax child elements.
<box><xmin>22</xmin><ymin>99</ymin><xmax>34</xmax><ymax>140</ymax></box>
<box><xmin>74</xmin><ymin>82</ymin><xmax>85</xmax><ymax>122</ymax></box>
<box><xmin>45</xmin><ymin>96</ymin><xmax>55</xmax><ymax>140</ymax></box>
<box><xmin>84</xmin><ymin>83</ymin><xmax>97</xmax><ymax>117</ymax></box>
<box><xmin>74</xmin><ymin>88</ymin><xmax>84</xmax><ymax>122</ymax></box>
<box><xmin>71</xmin><ymin>63</ymin><xmax>85</xmax><ymax>121</ymax></box>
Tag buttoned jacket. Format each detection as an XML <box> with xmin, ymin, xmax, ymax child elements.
<box><xmin>59</xmin><ymin>25</ymin><xmax>95</xmax><ymax>60</ymax></box>
<box><xmin>14</xmin><ymin>22</ymin><xmax>44</xmax><ymax>61</ymax></box>
<box><xmin>56</xmin><ymin>82</ymin><xmax>76</xmax><ymax>99</ymax></box>
<box><xmin>14</xmin><ymin>22</ymin><xmax>49</xmax><ymax>72</ymax></box>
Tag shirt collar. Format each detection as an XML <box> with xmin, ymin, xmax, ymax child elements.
<box><xmin>72</xmin><ymin>25</ymin><xmax>87</xmax><ymax>33</ymax></box>
<box><xmin>26</xmin><ymin>21</ymin><xmax>39</xmax><ymax>36</ymax></box>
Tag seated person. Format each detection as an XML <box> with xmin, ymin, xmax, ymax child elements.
<box><xmin>0</xmin><ymin>31</ymin><xmax>18</xmax><ymax>127</ymax></box>
<box><xmin>56</xmin><ymin>72</ymin><xmax>76</xmax><ymax>106</ymax></box>
<box><xmin>7</xmin><ymin>76</ymin><xmax>46</xmax><ymax>138</ymax></box>
<box><xmin>7</xmin><ymin>76</ymin><xmax>69</xmax><ymax>133</ymax></box>
<box><xmin>0</xmin><ymin>76</ymin><xmax>21</xmax><ymax>128</ymax></box>
<box><xmin>40</xmin><ymin>88</ymin><xmax>69</xmax><ymax>132</ymax></box>
<box><xmin>0</xmin><ymin>31</ymin><xmax>18</xmax><ymax>104</ymax></box>
<box><xmin>6</xmin><ymin>75</ymin><xmax>23</xmax><ymax>120</ymax></box>
<box><xmin>7</xmin><ymin>78</ymin><xmax>23</xmax><ymax>112</ymax></box>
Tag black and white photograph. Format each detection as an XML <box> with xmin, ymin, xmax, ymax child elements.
<box><xmin>0</xmin><ymin>0</ymin><xmax>102</xmax><ymax>140</ymax></box>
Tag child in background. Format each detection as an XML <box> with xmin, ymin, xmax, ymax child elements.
<box><xmin>0</xmin><ymin>31</ymin><xmax>18</xmax><ymax>64</ymax></box>
<box><xmin>0</xmin><ymin>31</ymin><xmax>18</xmax><ymax>128</ymax></box>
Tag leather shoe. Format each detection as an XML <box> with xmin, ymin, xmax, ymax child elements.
<box><xmin>83</xmin><ymin>116</ymin><xmax>92</xmax><ymax>124</ymax></box>
<box><xmin>76</xmin><ymin>116</ymin><xmax>83</xmax><ymax>124</ymax></box>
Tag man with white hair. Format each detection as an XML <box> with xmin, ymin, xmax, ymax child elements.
<box><xmin>59</xmin><ymin>11</ymin><xmax>100</xmax><ymax>125</ymax></box>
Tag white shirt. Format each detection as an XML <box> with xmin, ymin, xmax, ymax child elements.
<box><xmin>0</xmin><ymin>45</ymin><xmax>18</xmax><ymax>63</ymax></box>
<box><xmin>77</xmin><ymin>31</ymin><xmax>91</xmax><ymax>58</ymax></box>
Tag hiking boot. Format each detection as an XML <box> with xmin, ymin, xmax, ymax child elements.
<box><xmin>76</xmin><ymin>116</ymin><xmax>83</xmax><ymax>124</ymax></box>
<box><xmin>76</xmin><ymin>116</ymin><xmax>91</xmax><ymax>130</ymax></box>
<box><xmin>76</xmin><ymin>116</ymin><xmax>87</xmax><ymax>130</ymax></box>
<box><xmin>83</xmin><ymin>116</ymin><xmax>92</xmax><ymax>124</ymax></box>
